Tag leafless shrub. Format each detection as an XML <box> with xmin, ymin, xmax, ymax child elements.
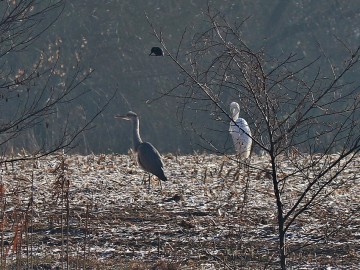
<box><xmin>0</xmin><ymin>0</ymin><xmax>115</xmax><ymax>162</ymax></box>
<box><xmin>0</xmin><ymin>1</ymin><xmax>114</xmax><ymax>269</ymax></box>
<box><xmin>148</xmin><ymin>6</ymin><xmax>360</xmax><ymax>269</ymax></box>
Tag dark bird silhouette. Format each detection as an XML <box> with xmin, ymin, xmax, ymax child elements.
<box><xmin>115</xmin><ymin>111</ymin><xmax>167</xmax><ymax>188</ymax></box>
<box><xmin>149</xmin><ymin>47</ymin><xmax>164</xmax><ymax>56</ymax></box>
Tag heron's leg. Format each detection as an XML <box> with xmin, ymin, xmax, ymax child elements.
<box><xmin>148</xmin><ymin>174</ymin><xmax>151</xmax><ymax>189</ymax></box>
<box><xmin>142</xmin><ymin>173</ymin><xmax>147</xmax><ymax>185</ymax></box>
<box><xmin>159</xmin><ymin>178</ymin><xmax>163</xmax><ymax>190</ymax></box>
<box><xmin>142</xmin><ymin>173</ymin><xmax>152</xmax><ymax>189</ymax></box>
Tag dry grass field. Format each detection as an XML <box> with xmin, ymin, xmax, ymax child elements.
<box><xmin>0</xmin><ymin>152</ymin><xmax>359</xmax><ymax>269</ymax></box>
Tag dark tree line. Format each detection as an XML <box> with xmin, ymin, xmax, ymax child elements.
<box><xmin>2</xmin><ymin>0</ymin><xmax>360</xmax><ymax>154</ymax></box>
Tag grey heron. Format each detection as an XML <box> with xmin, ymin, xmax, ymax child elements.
<box><xmin>149</xmin><ymin>47</ymin><xmax>164</xmax><ymax>56</ymax></box>
<box><xmin>229</xmin><ymin>102</ymin><xmax>252</xmax><ymax>158</ymax></box>
<box><xmin>115</xmin><ymin>111</ymin><xmax>168</xmax><ymax>188</ymax></box>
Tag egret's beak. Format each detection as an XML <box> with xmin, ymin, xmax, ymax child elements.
<box><xmin>230</xmin><ymin>108</ymin><xmax>236</xmax><ymax>119</ymax></box>
<box><xmin>114</xmin><ymin>115</ymin><xmax>130</xmax><ymax>120</ymax></box>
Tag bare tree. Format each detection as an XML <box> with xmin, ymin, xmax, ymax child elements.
<box><xmin>148</xmin><ymin>7</ymin><xmax>360</xmax><ymax>269</ymax></box>
<box><xmin>0</xmin><ymin>0</ymin><xmax>113</xmax><ymax>161</ymax></box>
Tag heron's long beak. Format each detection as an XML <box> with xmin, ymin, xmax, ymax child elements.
<box><xmin>114</xmin><ymin>115</ymin><xmax>130</xmax><ymax>120</ymax></box>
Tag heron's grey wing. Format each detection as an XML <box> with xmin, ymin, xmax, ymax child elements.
<box><xmin>137</xmin><ymin>142</ymin><xmax>167</xmax><ymax>181</ymax></box>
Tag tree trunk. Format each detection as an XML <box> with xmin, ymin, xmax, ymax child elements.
<box><xmin>278</xmin><ymin>220</ymin><xmax>286</xmax><ymax>270</ymax></box>
<box><xmin>271</xmin><ymin>155</ymin><xmax>287</xmax><ymax>269</ymax></box>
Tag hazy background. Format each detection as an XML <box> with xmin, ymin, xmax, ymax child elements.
<box><xmin>5</xmin><ymin>0</ymin><xmax>360</xmax><ymax>154</ymax></box>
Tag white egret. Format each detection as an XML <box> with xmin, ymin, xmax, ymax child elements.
<box><xmin>229</xmin><ymin>102</ymin><xmax>252</xmax><ymax>158</ymax></box>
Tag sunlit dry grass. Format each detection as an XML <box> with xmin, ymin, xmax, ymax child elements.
<box><xmin>0</xmin><ymin>152</ymin><xmax>359</xmax><ymax>269</ymax></box>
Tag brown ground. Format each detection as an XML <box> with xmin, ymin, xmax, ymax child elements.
<box><xmin>0</xmin><ymin>152</ymin><xmax>359</xmax><ymax>269</ymax></box>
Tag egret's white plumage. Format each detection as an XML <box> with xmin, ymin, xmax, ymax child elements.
<box><xmin>229</xmin><ymin>102</ymin><xmax>252</xmax><ymax>158</ymax></box>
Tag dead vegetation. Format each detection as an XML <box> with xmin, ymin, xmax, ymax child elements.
<box><xmin>0</xmin><ymin>152</ymin><xmax>359</xmax><ymax>269</ymax></box>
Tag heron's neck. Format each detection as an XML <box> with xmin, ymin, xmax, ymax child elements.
<box><xmin>232</xmin><ymin>112</ymin><xmax>239</xmax><ymax>121</ymax></box>
<box><xmin>132</xmin><ymin>117</ymin><xmax>142</xmax><ymax>150</ymax></box>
